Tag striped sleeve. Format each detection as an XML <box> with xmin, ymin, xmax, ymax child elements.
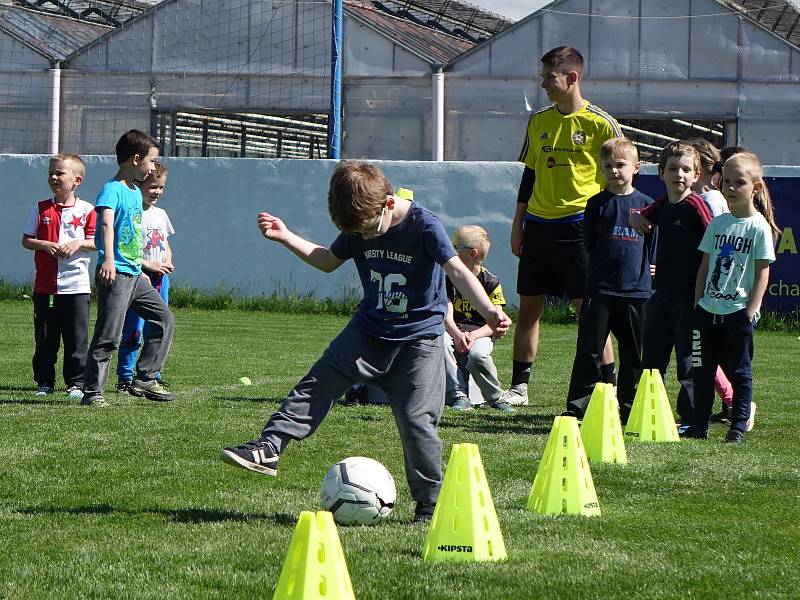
<box><xmin>518</xmin><ymin>113</ymin><xmax>534</xmax><ymax>163</ymax></box>
<box><xmin>685</xmin><ymin>193</ymin><xmax>713</xmax><ymax>227</ymax></box>
<box><xmin>586</xmin><ymin>103</ymin><xmax>623</xmax><ymax>139</ymax></box>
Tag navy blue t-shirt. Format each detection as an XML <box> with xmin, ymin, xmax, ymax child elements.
<box><xmin>330</xmin><ymin>202</ymin><xmax>457</xmax><ymax>341</ymax></box>
<box><xmin>585</xmin><ymin>189</ymin><xmax>654</xmax><ymax>298</ymax></box>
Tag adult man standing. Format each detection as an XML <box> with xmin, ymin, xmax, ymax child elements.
<box><xmin>502</xmin><ymin>46</ymin><xmax>621</xmax><ymax>406</ymax></box>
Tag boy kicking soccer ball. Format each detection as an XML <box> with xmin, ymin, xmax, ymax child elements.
<box><xmin>220</xmin><ymin>161</ymin><xmax>511</xmax><ymax>522</ymax></box>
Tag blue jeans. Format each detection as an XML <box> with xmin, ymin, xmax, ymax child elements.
<box><xmin>116</xmin><ymin>273</ymin><xmax>170</xmax><ymax>381</ymax></box>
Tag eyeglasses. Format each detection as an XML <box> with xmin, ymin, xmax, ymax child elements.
<box><xmin>362</xmin><ymin>205</ymin><xmax>387</xmax><ymax>239</ymax></box>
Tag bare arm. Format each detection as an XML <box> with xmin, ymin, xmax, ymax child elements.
<box><xmin>97</xmin><ymin>208</ymin><xmax>116</xmax><ymax>286</ymax></box>
<box><xmin>443</xmin><ymin>256</ymin><xmax>511</xmax><ymax>337</ymax></box>
<box><xmin>21</xmin><ymin>234</ymin><xmax>59</xmax><ymax>256</ymax></box>
<box><xmin>468</xmin><ymin>324</ymin><xmax>495</xmax><ymax>341</ymax></box>
<box><xmin>694</xmin><ymin>253</ymin><xmax>710</xmax><ymax>306</ymax></box>
<box><xmin>257</xmin><ymin>212</ymin><xmax>343</xmax><ymax>273</ymax></box>
<box><xmin>746</xmin><ymin>260</ymin><xmax>771</xmax><ymax>321</ymax></box>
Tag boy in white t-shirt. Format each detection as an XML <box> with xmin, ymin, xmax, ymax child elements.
<box><xmin>116</xmin><ymin>161</ymin><xmax>175</xmax><ymax>390</ymax></box>
<box><xmin>21</xmin><ymin>154</ymin><xmax>96</xmax><ymax>399</ymax></box>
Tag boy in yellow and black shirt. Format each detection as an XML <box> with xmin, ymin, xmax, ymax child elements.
<box><xmin>444</xmin><ymin>226</ymin><xmax>509</xmax><ymax>412</ymax></box>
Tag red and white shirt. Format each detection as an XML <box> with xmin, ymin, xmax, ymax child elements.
<box><xmin>24</xmin><ymin>197</ymin><xmax>96</xmax><ymax>294</ymax></box>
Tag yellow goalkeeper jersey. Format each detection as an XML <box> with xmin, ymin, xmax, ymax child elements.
<box><xmin>518</xmin><ymin>101</ymin><xmax>622</xmax><ymax>220</ymax></box>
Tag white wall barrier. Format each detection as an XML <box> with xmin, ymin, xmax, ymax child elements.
<box><xmin>2</xmin><ymin>157</ymin><xmax>798</xmax><ymax>312</ymax></box>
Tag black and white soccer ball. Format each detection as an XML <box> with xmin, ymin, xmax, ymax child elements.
<box><xmin>320</xmin><ymin>456</ymin><xmax>396</xmax><ymax>525</ymax></box>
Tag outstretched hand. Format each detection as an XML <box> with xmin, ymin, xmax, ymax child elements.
<box><xmin>257</xmin><ymin>212</ymin><xmax>289</xmax><ymax>242</ymax></box>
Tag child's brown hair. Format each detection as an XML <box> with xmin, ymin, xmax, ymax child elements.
<box><xmin>328</xmin><ymin>161</ymin><xmax>393</xmax><ymax>234</ymax></box>
<box><xmin>658</xmin><ymin>140</ymin><xmax>700</xmax><ymax>174</ymax></box>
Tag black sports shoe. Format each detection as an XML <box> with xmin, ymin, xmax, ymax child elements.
<box><xmin>220</xmin><ymin>439</ymin><xmax>279</xmax><ymax>476</ymax></box>
<box><xmin>129</xmin><ymin>378</ymin><xmax>175</xmax><ymax>402</ymax></box>
<box><xmin>679</xmin><ymin>426</ymin><xmax>709</xmax><ymax>440</ymax></box>
<box><xmin>116</xmin><ymin>380</ymin><xmax>132</xmax><ymax>393</ymax></box>
<box><xmin>412</xmin><ymin>502</ymin><xmax>435</xmax><ymax>523</ymax></box>
<box><xmin>724</xmin><ymin>429</ymin><xmax>745</xmax><ymax>444</ymax></box>
<box><xmin>710</xmin><ymin>406</ymin><xmax>730</xmax><ymax>424</ymax></box>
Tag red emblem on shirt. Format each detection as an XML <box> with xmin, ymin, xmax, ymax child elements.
<box><xmin>69</xmin><ymin>214</ymin><xmax>84</xmax><ymax>229</ymax></box>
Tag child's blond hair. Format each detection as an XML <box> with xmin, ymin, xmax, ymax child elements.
<box><xmin>453</xmin><ymin>225</ymin><xmax>491</xmax><ymax>262</ymax></box>
<box><xmin>328</xmin><ymin>161</ymin><xmax>393</xmax><ymax>234</ymax></box>
<box><xmin>723</xmin><ymin>153</ymin><xmax>781</xmax><ymax>241</ymax></box>
<box><xmin>599</xmin><ymin>138</ymin><xmax>638</xmax><ymax>163</ymax></box>
<box><xmin>51</xmin><ymin>153</ymin><xmax>85</xmax><ymax>178</ymax></box>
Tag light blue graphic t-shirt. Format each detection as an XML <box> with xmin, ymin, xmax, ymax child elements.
<box><xmin>698</xmin><ymin>212</ymin><xmax>775</xmax><ymax>316</ymax></box>
<box><xmin>95</xmin><ymin>179</ymin><xmax>143</xmax><ymax>276</ymax></box>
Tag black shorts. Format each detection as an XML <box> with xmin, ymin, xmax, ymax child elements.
<box><xmin>516</xmin><ymin>218</ymin><xmax>588</xmax><ymax>299</ymax></box>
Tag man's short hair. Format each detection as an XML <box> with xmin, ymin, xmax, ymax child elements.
<box><xmin>658</xmin><ymin>140</ymin><xmax>699</xmax><ymax>173</ymax></box>
<box><xmin>51</xmin><ymin>153</ymin><xmax>85</xmax><ymax>177</ymax></box>
<box><xmin>115</xmin><ymin>129</ymin><xmax>159</xmax><ymax>165</ymax></box>
<box><xmin>328</xmin><ymin>161</ymin><xmax>393</xmax><ymax>233</ymax></box>
<box><xmin>454</xmin><ymin>225</ymin><xmax>491</xmax><ymax>261</ymax></box>
<box><xmin>541</xmin><ymin>46</ymin><xmax>583</xmax><ymax>75</ymax></box>
<box><xmin>599</xmin><ymin>138</ymin><xmax>638</xmax><ymax>163</ymax></box>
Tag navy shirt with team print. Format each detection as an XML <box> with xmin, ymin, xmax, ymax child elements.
<box><xmin>330</xmin><ymin>202</ymin><xmax>457</xmax><ymax>341</ymax></box>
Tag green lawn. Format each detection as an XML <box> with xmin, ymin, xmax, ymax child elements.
<box><xmin>1</xmin><ymin>300</ymin><xmax>798</xmax><ymax>599</ymax></box>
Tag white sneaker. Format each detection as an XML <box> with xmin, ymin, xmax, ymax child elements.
<box><xmin>66</xmin><ymin>386</ymin><xmax>84</xmax><ymax>401</ymax></box>
<box><xmin>498</xmin><ymin>383</ymin><xmax>528</xmax><ymax>406</ymax></box>
<box><xmin>746</xmin><ymin>402</ymin><xmax>756</xmax><ymax>432</ymax></box>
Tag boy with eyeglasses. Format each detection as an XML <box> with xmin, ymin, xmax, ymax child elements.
<box><xmin>444</xmin><ymin>225</ymin><xmax>511</xmax><ymax>413</ymax></box>
<box><xmin>220</xmin><ymin>161</ymin><xmax>511</xmax><ymax>523</ymax></box>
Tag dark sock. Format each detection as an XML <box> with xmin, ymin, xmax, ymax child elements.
<box><xmin>600</xmin><ymin>362</ymin><xmax>617</xmax><ymax>385</ymax></box>
<box><xmin>511</xmin><ymin>361</ymin><xmax>532</xmax><ymax>386</ymax></box>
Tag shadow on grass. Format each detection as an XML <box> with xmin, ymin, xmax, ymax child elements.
<box><xmin>16</xmin><ymin>503</ymin><xmax>298</xmax><ymax>526</ymax></box>
<box><xmin>0</xmin><ymin>397</ymin><xmax>72</xmax><ymax>406</ymax></box>
<box><xmin>211</xmin><ymin>396</ymin><xmax>285</xmax><ymax>404</ymax></box>
<box><xmin>439</xmin><ymin>411</ymin><xmax>555</xmax><ymax>436</ymax></box>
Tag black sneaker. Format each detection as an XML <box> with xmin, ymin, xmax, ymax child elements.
<box><xmin>341</xmin><ymin>384</ymin><xmax>366</xmax><ymax>406</ymax></box>
<box><xmin>412</xmin><ymin>502</ymin><xmax>435</xmax><ymax>523</ymax></box>
<box><xmin>710</xmin><ymin>406</ymin><xmax>730</xmax><ymax>424</ymax></box>
<box><xmin>116</xmin><ymin>380</ymin><xmax>132</xmax><ymax>393</ymax></box>
<box><xmin>724</xmin><ymin>429</ymin><xmax>745</xmax><ymax>444</ymax></box>
<box><xmin>129</xmin><ymin>378</ymin><xmax>175</xmax><ymax>402</ymax></box>
<box><xmin>220</xmin><ymin>439</ymin><xmax>279</xmax><ymax>476</ymax></box>
<box><xmin>679</xmin><ymin>426</ymin><xmax>709</xmax><ymax>440</ymax></box>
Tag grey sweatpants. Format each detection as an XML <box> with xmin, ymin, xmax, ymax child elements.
<box><xmin>262</xmin><ymin>323</ymin><xmax>445</xmax><ymax>505</ymax></box>
<box><xmin>83</xmin><ymin>272</ymin><xmax>174</xmax><ymax>400</ymax></box>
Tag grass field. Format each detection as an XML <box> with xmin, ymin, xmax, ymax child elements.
<box><xmin>1</xmin><ymin>300</ymin><xmax>799</xmax><ymax>599</ymax></box>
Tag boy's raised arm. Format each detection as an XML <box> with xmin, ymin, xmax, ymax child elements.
<box><xmin>257</xmin><ymin>212</ymin><xmax>343</xmax><ymax>273</ymax></box>
<box><xmin>443</xmin><ymin>257</ymin><xmax>511</xmax><ymax>338</ymax></box>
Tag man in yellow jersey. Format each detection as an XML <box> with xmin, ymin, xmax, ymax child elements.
<box><xmin>500</xmin><ymin>46</ymin><xmax>622</xmax><ymax>407</ymax></box>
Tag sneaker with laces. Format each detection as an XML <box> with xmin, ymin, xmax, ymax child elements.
<box><xmin>115</xmin><ymin>380</ymin><xmax>132</xmax><ymax>393</ymax></box>
<box><xmin>80</xmin><ymin>394</ymin><xmax>109</xmax><ymax>407</ymax></box>
<box><xmin>490</xmin><ymin>400</ymin><xmax>515</xmax><ymax>414</ymax></box>
<box><xmin>412</xmin><ymin>502</ymin><xmax>436</xmax><ymax>523</ymax></box>
<box><xmin>129</xmin><ymin>378</ymin><xmax>175</xmax><ymax>402</ymax></box>
<box><xmin>745</xmin><ymin>402</ymin><xmax>756</xmax><ymax>432</ymax></box>
<box><xmin>66</xmin><ymin>386</ymin><xmax>84</xmax><ymax>400</ymax></box>
<box><xmin>498</xmin><ymin>383</ymin><xmax>528</xmax><ymax>406</ymax></box>
<box><xmin>35</xmin><ymin>385</ymin><xmax>54</xmax><ymax>396</ymax></box>
<box><xmin>220</xmin><ymin>439</ymin><xmax>279</xmax><ymax>476</ymax></box>
<box><xmin>451</xmin><ymin>394</ymin><xmax>473</xmax><ymax>411</ymax></box>
<box><xmin>724</xmin><ymin>429</ymin><xmax>745</xmax><ymax>444</ymax></box>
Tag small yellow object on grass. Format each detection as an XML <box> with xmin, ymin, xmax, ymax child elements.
<box><xmin>239</xmin><ymin>377</ymin><xmax>252</xmax><ymax>386</ymax></box>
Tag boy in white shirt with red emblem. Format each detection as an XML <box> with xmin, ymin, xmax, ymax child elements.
<box><xmin>22</xmin><ymin>153</ymin><xmax>96</xmax><ymax>399</ymax></box>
